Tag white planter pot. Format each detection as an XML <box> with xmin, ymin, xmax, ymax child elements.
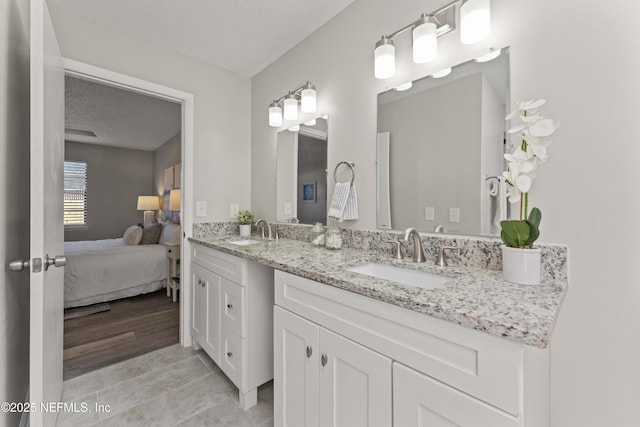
<box><xmin>239</xmin><ymin>224</ymin><xmax>251</xmax><ymax>237</ymax></box>
<box><xmin>501</xmin><ymin>246</ymin><xmax>541</xmax><ymax>285</ymax></box>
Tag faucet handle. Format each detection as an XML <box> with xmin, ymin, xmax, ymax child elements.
<box><xmin>435</xmin><ymin>245</ymin><xmax>458</xmax><ymax>267</ymax></box>
<box><xmin>385</xmin><ymin>240</ymin><xmax>404</xmax><ymax>259</ymax></box>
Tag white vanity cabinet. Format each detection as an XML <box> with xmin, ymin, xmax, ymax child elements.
<box><xmin>274</xmin><ymin>306</ymin><xmax>392</xmax><ymax>427</ymax></box>
<box><xmin>274</xmin><ymin>270</ymin><xmax>550</xmax><ymax>427</ymax></box>
<box><xmin>191</xmin><ymin>243</ymin><xmax>274</xmax><ymax>410</ymax></box>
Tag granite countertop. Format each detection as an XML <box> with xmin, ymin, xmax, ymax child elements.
<box><xmin>189</xmin><ymin>235</ymin><xmax>567</xmax><ymax>349</ymax></box>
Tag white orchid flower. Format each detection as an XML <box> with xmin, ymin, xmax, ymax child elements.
<box><xmin>505</xmin><ymin>99</ymin><xmax>546</xmax><ymax>120</ymax></box>
<box><xmin>528</xmin><ymin>118</ymin><xmax>560</xmax><ymax>138</ymax></box>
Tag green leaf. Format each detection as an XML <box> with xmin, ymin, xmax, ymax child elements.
<box><xmin>524</xmin><ymin>207</ymin><xmax>542</xmax><ymax>247</ymax></box>
<box><xmin>528</xmin><ymin>207</ymin><xmax>542</xmax><ymax>229</ymax></box>
<box><xmin>500</xmin><ymin>220</ymin><xmax>530</xmax><ymax>248</ymax></box>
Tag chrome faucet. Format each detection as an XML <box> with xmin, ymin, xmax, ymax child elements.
<box><xmin>435</xmin><ymin>244</ymin><xmax>458</xmax><ymax>267</ymax></box>
<box><xmin>403</xmin><ymin>228</ymin><xmax>427</xmax><ymax>262</ymax></box>
<box><xmin>255</xmin><ymin>218</ymin><xmax>273</xmax><ymax>240</ymax></box>
<box><xmin>286</xmin><ymin>217</ymin><xmax>300</xmax><ymax>223</ymax></box>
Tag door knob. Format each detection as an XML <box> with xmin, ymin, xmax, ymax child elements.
<box><xmin>9</xmin><ymin>259</ymin><xmax>30</xmax><ymax>272</ymax></box>
<box><xmin>44</xmin><ymin>254</ymin><xmax>66</xmax><ymax>271</ymax></box>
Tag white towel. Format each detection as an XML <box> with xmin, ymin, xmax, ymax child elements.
<box><xmin>328</xmin><ymin>181</ymin><xmax>359</xmax><ymax>222</ymax></box>
<box><xmin>493</xmin><ymin>176</ymin><xmax>508</xmax><ymax>228</ymax></box>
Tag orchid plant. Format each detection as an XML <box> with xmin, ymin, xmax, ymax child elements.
<box><xmin>501</xmin><ymin>99</ymin><xmax>559</xmax><ymax>248</ymax></box>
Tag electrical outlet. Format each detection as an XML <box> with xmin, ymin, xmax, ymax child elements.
<box><xmin>449</xmin><ymin>208</ymin><xmax>460</xmax><ymax>223</ymax></box>
<box><xmin>425</xmin><ymin>206</ymin><xmax>435</xmax><ymax>221</ymax></box>
<box><xmin>284</xmin><ymin>203</ymin><xmax>292</xmax><ymax>215</ymax></box>
<box><xmin>196</xmin><ymin>201</ymin><xmax>207</xmax><ymax>217</ymax></box>
<box><xmin>230</xmin><ymin>204</ymin><xmax>240</xmax><ymax>218</ymax></box>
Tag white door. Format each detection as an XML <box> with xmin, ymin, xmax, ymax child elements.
<box><xmin>318</xmin><ymin>328</ymin><xmax>392</xmax><ymax>427</ymax></box>
<box><xmin>274</xmin><ymin>307</ymin><xmax>320</xmax><ymax>427</ymax></box>
<box><xmin>30</xmin><ymin>0</ymin><xmax>65</xmax><ymax>425</ymax></box>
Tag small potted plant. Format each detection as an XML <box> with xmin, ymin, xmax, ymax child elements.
<box><xmin>237</xmin><ymin>209</ymin><xmax>255</xmax><ymax>237</ymax></box>
<box><xmin>501</xmin><ymin>99</ymin><xmax>559</xmax><ymax>285</ymax></box>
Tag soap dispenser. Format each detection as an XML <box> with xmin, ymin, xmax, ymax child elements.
<box><xmin>309</xmin><ymin>223</ymin><xmax>325</xmax><ymax>246</ymax></box>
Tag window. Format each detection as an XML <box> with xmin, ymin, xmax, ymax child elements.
<box><xmin>64</xmin><ymin>161</ymin><xmax>87</xmax><ymax>226</ymax></box>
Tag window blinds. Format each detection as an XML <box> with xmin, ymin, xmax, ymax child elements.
<box><xmin>64</xmin><ymin>161</ymin><xmax>87</xmax><ymax>225</ymax></box>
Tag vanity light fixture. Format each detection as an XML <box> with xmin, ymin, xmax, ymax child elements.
<box><xmin>289</xmin><ymin>124</ymin><xmax>300</xmax><ymax>132</ymax></box>
<box><xmin>268</xmin><ymin>81</ymin><xmax>318</xmax><ymax>127</ymax></box>
<box><xmin>373</xmin><ymin>0</ymin><xmax>491</xmax><ymax>79</ymax></box>
<box><xmin>304</xmin><ymin>118</ymin><xmax>317</xmax><ymax>126</ymax></box>
<box><xmin>474</xmin><ymin>47</ymin><xmax>501</xmax><ymax>62</ymax></box>
<box><xmin>431</xmin><ymin>67</ymin><xmax>452</xmax><ymax>78</ymax></box>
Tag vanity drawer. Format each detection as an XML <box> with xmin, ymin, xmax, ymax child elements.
<box><xmin>192</xmin><ymin>244</ymin><xmax>246</xmax><ymax>285</ymax></box>
<box><xmin>221</xmin><ymin>278</ymin><xmax>246</xmax><ymax>338</ymax></box>
<box><xmin>220</xmin><ymin>328</ymin><xmax>244</xmax><ymax>389</ymax></box>
<box><xmin>275</xmin><ymin>270</ymin><xmax>522</xmax><ymax>416</ymax></box>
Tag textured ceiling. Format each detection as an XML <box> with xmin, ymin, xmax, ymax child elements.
<box><xmin>65</xmin><ymin>76</ymin><xmax>181</xmax><ymax>151</ymax></box>
<box><xmin>49</xmin><ymin>0</ymin><xmax>355</xmax><ymax>77</ymax></box>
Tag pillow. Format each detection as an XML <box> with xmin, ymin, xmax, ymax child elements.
<box><xmin>140</xmin><ymin>222</ymin><xmax>163</xmax><ymax>245</ymax></box>
<box><xmin>159</xmin><ymin>221</ymin><xmax>181</xmax><ymax>245</ymax></box>
<box><xmin>123</xmin><ymin>225</ymin><xmax>143</xmax><ymax>245</ymax></box>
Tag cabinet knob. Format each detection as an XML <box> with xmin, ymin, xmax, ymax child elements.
<box><xmin>306</xmin><ymin>346</ymin><xmax>312</xmax><ymax>358</ymax></box>
<box><xmin>227</xmin><ymin>351</ymin><xmax>233</xmax><ymax>358</ymax></box>
<box><xmin>227</xmin><ymin>303</ymin><xmax>233</xmax><ymax>309</ymax></box>
<box><xmin>321</xmin><ymin>354</ymin><xmax>328</xmax><ymax>367</ymax></box>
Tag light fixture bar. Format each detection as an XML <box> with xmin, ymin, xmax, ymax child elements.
<box><xmin>267</xmin><ymin>81</ymin><xmax>317</xmax><ymax>127</ymax></box>
<box><xmin>383</xmin><ymin>0</ymin><xmax>457</xmax><ymax>42</ymax></box>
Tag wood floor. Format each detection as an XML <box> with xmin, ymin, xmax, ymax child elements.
<box><xmin>63</xmin><ymin>290</ymin><xmax>179</xmax><ymax>380</ymax></box>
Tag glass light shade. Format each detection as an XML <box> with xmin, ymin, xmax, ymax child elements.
<box><xmin>431</xmin><ymin>67</ymin><xmax>452</xmax><ymax>78</ymax></box>
<box><xmin>289</xmin><ymin>124</ymin><xmax>300</xmax><ymax>132</ymax></box>
<box><xmin>374</xmin><ymin>37</ymin><xmax>395</xmax><ymax>79</ymax></box>
<box><xmin>460</xmin><ymin>0</ymin><xmax>491</xmax><ymax>44</ymax></box>
<box><xmin>412</xmin><ymin>19</ymin><xmax>437</xmax><ymax>64</ymax></box>
<box><xmin>474</xmin><ymin>49</ymin><xmax>501</xmax><ymax>62</ymax></box>
<box><xmin>395</xmin><ymin>82</ymin><xmax>413</xmax><ymax>91</ymax></box>
<box><xmin>269</xmin><ymin>103</ymin><xmax>282</xmax><ymax>127</ymax></box>
<box><xmin>284</xmin><ymin>95</ymin><xmax>298</xmax><ymax>120</ymax></box>
<box><xmin>301</xmin><ymin>84</ymin><xmax>316</xmax><ymax>113</ymax></box>
<box><xmin>304</xmin><ymin>118</ymin><xmax>317</xmax><ymax>126</ymax></box>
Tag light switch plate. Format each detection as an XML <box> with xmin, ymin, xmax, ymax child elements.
<box><xmin>196</xmin><ymin>201</ymin><xmax>207</xmax><ymax>217</ymax></box>
<box><xmin>230</xmin><ymin>204</ymin><xmax>240</xmax><ymax>219</ymax></box>
<box><xmin>425</xmin><ymin>206</ymin><xmax>435</xmax><ymax>221</ymax></box>
<box><xmin>449</xmin><ymin>208</ymin><xmax>460</xmax><ymax>223</ymax></box>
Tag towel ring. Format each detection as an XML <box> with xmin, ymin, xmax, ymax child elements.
<box><xmin>334</xmin><ymin>161</ymin><xmax>355</xmax><ymax>185</ymax></box>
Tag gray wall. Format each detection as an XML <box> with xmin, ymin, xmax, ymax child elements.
<box><xmin>153</xmin><ymin>132</ymin><xmax>181</xmax><ymax>196</ymax></box>
<box><xmin>251</xmin><ymin>0</ymin><xmax>640</xmax><ymax>424</ymax></box>
<box><xmin>297</xmin><ymin>135</ymin><xmax>327</xmax><ymax>225</ymax></box>
<box><xmin>64</xmin><ymin>142</ymin><xmax>154</xmax><ymax>241</ymax></box>
<box><xmin>0</xmin><ymin>0</ymin><xmax>31</xmax><ymax>425</ymax></box>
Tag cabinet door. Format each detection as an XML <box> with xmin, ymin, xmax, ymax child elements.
<box><xmin>319</xmin><ymin>328</ymin><xmax>392</xmax><ymax>427</ymax></box>
<box><xmin>191</xmin><ymin>263</ymin><xmax>220</xmax><ymax>364</ymax></box>
<box><xmin>393</xmin><ymin>362</ymin><xmax>518</xmax><ymax>427</ymax></box>
<box><xmin>274</xmin><ymin>306</ymin><xmax>320</xmax><ymax>427</ymax></box>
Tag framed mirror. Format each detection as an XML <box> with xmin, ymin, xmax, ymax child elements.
<box><xmin>276</xmin><ymin>117</ymin><xmax>328</xmax><ymax>225</ymax></box>
<box><xmin>376</xmin><ymin>47</ymin><xmax>510</xmax><ymax>237</ymax></box>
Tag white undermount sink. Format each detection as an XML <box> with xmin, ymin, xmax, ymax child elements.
<box><xmin>347</xmin><ymin>263</ymin><xmax>448</xmax><ymax>290</ymax></box>
<box><xmin>228</xmin><ymin>239</ymin><xmax>261</xmax><ymax>246</ymax></box>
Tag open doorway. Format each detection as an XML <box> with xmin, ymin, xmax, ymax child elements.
<box><xmin>62</xmin><ymin>59</ymin><xmax>194</xmax><ymax>379</ymax></box>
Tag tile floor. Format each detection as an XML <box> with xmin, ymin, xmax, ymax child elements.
<box><xmin>56</xmin><ymin>344</ymin><xmax>274</xmax><ymax>427</ymax></box>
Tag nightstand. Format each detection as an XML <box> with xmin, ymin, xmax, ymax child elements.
<box><xmin>163</xmin><ymin>243</ymin><xmax>181</xmax><ymax>302</ymax></box>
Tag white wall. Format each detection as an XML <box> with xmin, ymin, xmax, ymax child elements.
<box><xmin>49</xmin><ymin>5</ymin><xmax>252</xmax><ymax>224</ymax></box>
<box><xmin>0</xmin><ymin>0</ymin><xmax>31</xmax><ymax>425</ymax></box>
<box><xmin>252</xmin><ymin>0</ymin><xmax>640</xmax><ymax>424</ymax></box>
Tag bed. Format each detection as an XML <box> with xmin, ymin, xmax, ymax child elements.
<box><xmin>63</xmin><ymin>221</ymin><xmax>181</xmax><ymax>308</ymax></box>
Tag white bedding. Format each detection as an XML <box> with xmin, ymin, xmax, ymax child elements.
<box><xmin>64</xmin><ymin>238</ymin><xmax>166</xmax><ymax>308</ymax></box>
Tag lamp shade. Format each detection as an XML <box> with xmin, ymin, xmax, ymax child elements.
<box><xmin>137</xmin><ymin>196</ymin><xmax>160</xmax><ymax>211</ymax></box>
<box><xmin>169</xmin><ymin>189</ymin><xmax>181</xmax><ymax>210</ymax></box>
<box><xmin>300</xmin><ymin>83</ymin><xmax>316</xmax><ymax>113</ymax></box>
<box><xmin>412</xmin><ymin>16</ymin><xmax>437</xmax><ymax>64</ymax></box>
<box><xmin>284</xmin><ymin>93</ymin><xmax>298</xmax><ymax>121</ymax></box>
<box><xmin>460</xmin><ymin>0</ymin><xmax>491</xmax><ymax>44</ymax></box>
<box><xmin>269</xmin><ymin>101</ymin><xmax>282</xmax><ymax>127</ymax></box>
<box><xmin>374</xmin><ymin>37</ymin><xmax>395</xmax><ymax>79</ymax></box>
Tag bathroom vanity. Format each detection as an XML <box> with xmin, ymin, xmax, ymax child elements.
<box><xmin>190</xmin><ymin>235</ymin><xmax>566</xmax><ymax>425</ymax></box>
